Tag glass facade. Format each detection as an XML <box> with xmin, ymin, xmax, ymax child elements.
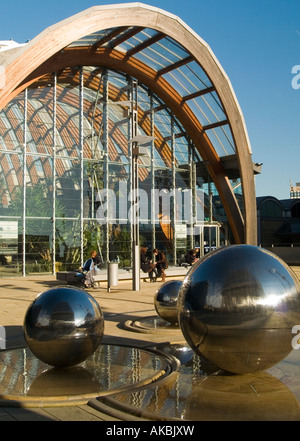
<box><xmin>0</xmin><ymin>26</ymin><xmax>244</xmax><ymax>277</ymax></box>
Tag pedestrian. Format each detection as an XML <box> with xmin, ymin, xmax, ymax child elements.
<box><xmin>140</xmin><ymin>246</ymin><xmax>157</xmax><ymax>281</ymax></box>
<box><xmin>153</xmin><ymin>248</ymin><xmax>168</xmax><ymax>282</ymax></box>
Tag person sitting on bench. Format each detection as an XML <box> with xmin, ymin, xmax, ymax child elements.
<box><xmin>81</xmin><ymin>250</ymin><xmax>102</xmax><ymax>287</ymax></box>
<box><xmin>185</xmin><ymin>249</ymin><xmax>198</xmax><ymax>266</ymax></box>
<box><xmin>140</xmin><ymin>246</ymin><xmax>157</xmax><ymax>281</ymax></box>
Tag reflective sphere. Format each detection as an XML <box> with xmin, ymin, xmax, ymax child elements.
<box><xmin>178</xmin><ymin>245</ymin><xmax>300</xmax><ymax>374</ymax></box>
<box><xmin>24</xmin><ymin>286</ymin><xmax>104</xmax><ymax>368</ymax></box>
<box><xmin>157</xmin><ymin>343</ymin><xmax>194</xmax><ymax>365</ymax></box>
<box><xmin>154</xmin><ymin>280</ymin><xmax>182</xmax><ymax>324</ymax></box>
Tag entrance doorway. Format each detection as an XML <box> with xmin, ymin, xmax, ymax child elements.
<box><xmin>194</xmin><ymin>223</ymin><xmax>221</xmax><ymax>257</ymax></box>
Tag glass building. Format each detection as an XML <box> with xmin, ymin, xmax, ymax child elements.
<box><xmin>0</xmin><ymin>4</ymin><xmax>260</xmax><ymax>277</ymax></box>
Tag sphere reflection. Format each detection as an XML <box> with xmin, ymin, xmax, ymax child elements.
<box><xmin>178</xmin><ymin>245</ymin><xmax>300</xmax><ymax>374</ymax></box>
<box><xmin>24</xmin><ymin>286</ymin><xmax>104</xmax><ymax>368</ymax></box>
<box><xmin>154</xmin><ymin>280</ymin><xmax>182</xmax><ymax>324</ymax></box>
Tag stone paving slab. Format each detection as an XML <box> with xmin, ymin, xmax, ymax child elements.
<box><xmin>1</xmin><ymin>267</ymin><xmax>300</xmax><ymax>421</ymax></box>
<box><xmin>0</xmin><ymin>274</ymin><xmax>186</xmax><ymax>421</ymax></box>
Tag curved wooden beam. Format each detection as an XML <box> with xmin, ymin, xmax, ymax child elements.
<box><xmin>12</xmin><ymin>48</ymin><xmax>246</xmax><ymax>243</ymax></box>
<box><xmin>0</xmin><ymin>3</ymin><xmax>257</xmax><ymax>244</ymax></box>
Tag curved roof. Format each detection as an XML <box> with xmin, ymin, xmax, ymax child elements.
<box><xmin>280</xmin><ymin>199</ymin><xmax>300</xmax><ymax>211</ymax></box>
<box><xmin>0</xmin><ymin>2</ymin><xmax>257</xmax><ymax>244</ymax></box>
<box><xmin>256</xmin><ymin>196</ymin><xmax>284</xmax><ymax>209</ymax></box>
<box><xmin>257</xmin><ymin>196</ymin><xmax>300</xmax><ymax>213</ymax></box>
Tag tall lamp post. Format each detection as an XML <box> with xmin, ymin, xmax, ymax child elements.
<box><xmin>129</xmin><ymin>135</ymin><xmax>155</xmax><ymax>291</ymax></box>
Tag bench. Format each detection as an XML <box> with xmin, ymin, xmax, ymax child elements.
<box><xmin>123</xmin><ymin>266</ymin><xmax>157</xmax><ymax>282</ymax></box>
<box><xmin>178</xmin><ymin>262</ymin><xmax>189</xmax><ymax>268</ymax></box>
<box><xmin>56</xmin><ymin>271</ymin><xmax>77</xmax><ymax>283</ymax></box>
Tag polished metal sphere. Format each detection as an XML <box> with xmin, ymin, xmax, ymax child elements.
<box><xmin>24</xmin><ymin>286</ymin><xmax>104</xmax><ymax>368</ymax></box>
<box><xmin>178</xmin><ymin>245</ymin><xmax>300</xmax><ymax>374</ymax></box>
<box><xmin>154</xmin><ymin>280</ymin><xmax>182</xmax><ymax>324</ymax></box>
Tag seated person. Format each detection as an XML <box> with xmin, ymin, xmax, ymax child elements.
<box><xmin>82</xmin><ymin>250</ymin><xmax>102</xmax><ymax>271</ymax></box>
<box><xmin>140</xmin><ymin>246</ymin><xmax>157</xmax><ymax>281</ymax></box>
<box><xmin>185</xmin><ymin>249</ymin><xmax>198</xmax><ymax>265</ymax></box>
<box><xmin>81</xmin><ymin>250</ymin><xmax>103</xmax><ymax>287</ymax></box>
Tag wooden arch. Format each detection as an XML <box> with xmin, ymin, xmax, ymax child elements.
<box><xmin>0</xmin><ymin>3</ymin><xmax>257</xmax><ymax>244</ymax></box>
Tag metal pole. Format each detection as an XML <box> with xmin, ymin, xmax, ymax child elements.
<box><xmin>192</xmin><ymin>157</ymin><xmax>197</xmax><ymax>249</ymax></box>
<box><xmin>189</xmin><ymin>140</ymin><xmax>194</xmax><ymax>250</ymax></box>
<box><xmin>103</xmin><ymin>70</ymin><xmax>109</xmax><ymax>264</ymax></box>
<box><xmin>132</xmin><ymin>146</ymin><xmax>140</xmax><ymax>291</ymax></box>
<box><xmin>22</xmin><ymin>89</ymin><xmax>28</xmax><ymax>277</ymax></box>
<box><xmin>52</xmin><ymin>72</ymin><xmax>57</xmax><ymax>275</ymax></box>
<box><xmin>79</xmin><ymin>68</ymin><xmax>84</xmax><ymax>267</ymax></box>
<box><xmin>150</xmin><ymin>93</ymin><xmax>156</xmax><ymax>253</ymax></box>
<box><xmin>131</xmin><ymin>80</ymin><xmax>140</xmax><ymax>291</ymax></box>
<box><xmin>171</xmin><ymin>116</ymin><xmax>176</xmax><ymax>264</ymax></box>
<box><xmin>128</xmin><ymin>76</ymin><xmax>133</xmax><ymax>274</ymax></box>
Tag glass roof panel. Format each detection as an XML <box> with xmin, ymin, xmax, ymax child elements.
<box><xmin>150</xmin><ymin>37</ymin><xmax>189</xmax><ymax>64</ymax></box>
<box><xmin>174</xmin><ymin>139</ymin><xmax>190</xmax><ymax>165</ymax></box>
<box><xmin>0</xmin><ymin>109</ymin><xmax>22</xmax><ymax>152</ymax></box>
<box><xmin>61</xmin><ymin>28</ymin><xmax>238</xmax><ymax>159</ymax></box>
<box><xmin>154</xmin><ymin>110</ymin><xmax>172</xmax><ymax>139</ymax></box>
<box><xmin>188</xmin><ymin>91</ymin><xmax>227</xmax><ymax>126</ymax></box>
<box><xmin>161</xmin><ymin>65</ymin><xmax>212</xmax><ymax>99</ymax></box>
<box><xmin>153</xmin><ymin>148</ymin><xmax>166</xmax><ymax>168</ymax></box>
<box><xmin>137</xmin><ymin>87</ymin><xmax>151</xmax><ymax>111</ymax></box>
<box><xmin>176</xmin><ymin>62</ymin><xmax>212</xmax><ymax>93</ymax></box>
<box><xmin>115</xmin><ymin>28</ymin><xmax>158</xmax><ymax>52</ymax></box>
<box><xmin>108</xmin><ymin>69</ymin><xmax>129</xmax><ymax>90</ymax></box>
<box><xmin>106</xmin><ymin>26</ymin><xmax>137</xmax><ymax>48</ymax></box>
<box><xmin>126</xmin><ymin>28</ymin><xmax>159</xmax><ymax>46</ymax></box>
<box><xmin>161</xmin><ymin>71</ymin><xmax>191</xmax><ymax>97</ymax></box>
<box><xmin>132</xmin><ymin>36</ymin><xmax>189</xmax><ymax>72</ymax></box>
<box><xmin>133</xmin><ymin>49</ymin><xmax>167</xmax><ymax>71</ymax></box>
<box><xmin>205</xmin><ymin>124</ymin><xmax>235</xmax><ymax>156</ymax></box>
<box><xmin>68</xmin><ymin>29</ymin><xmax>116</xmax><ymax>47</ymax></box>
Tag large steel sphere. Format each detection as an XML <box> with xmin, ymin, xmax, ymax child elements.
<box><xmin>154</xmin><ymin>280</ymin><xmax>182</xmax><ymax>324</ymax></box>
<box><xmin>24</xmin><ymin>286</ymin><xmax>104</xmax><ymax>368</ymax></box>
<box><xmin>178</xmin><ymin>245</ymin><xmax>300</xmax><ymax>374</ymax></box>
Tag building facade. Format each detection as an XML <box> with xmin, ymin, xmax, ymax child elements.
<box><xmin>0</xmin><ymin>4</ymin><xmax>259</xmax><ymax>276</ymax></box>
<box><xmin>257</xmin><ymin>196</ymin><xmax>300</xmax><ymax>264</ymax></box>
<box><xmin>290</xmin><ymin>182</ymin><xmax>300</xmax><ymax>199</ymax></box>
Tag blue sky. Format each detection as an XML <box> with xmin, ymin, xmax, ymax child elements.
<box><xmin>1</xmin><ymin>0</ymin><xmax>300</xmax><ymax>200</ymax></box>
